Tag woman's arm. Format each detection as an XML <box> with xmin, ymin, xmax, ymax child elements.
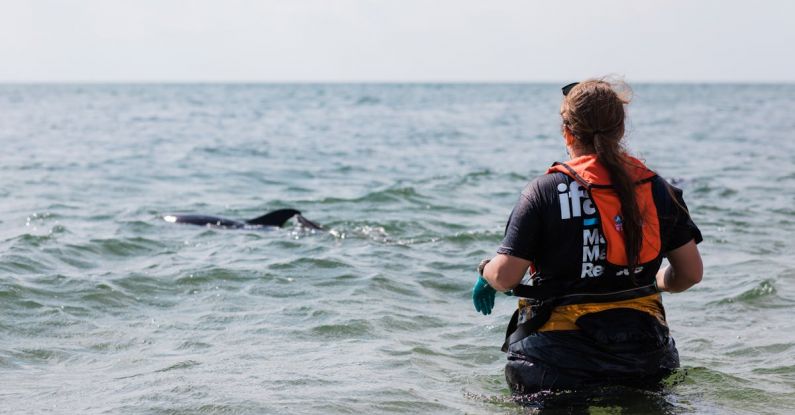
<box><xmin>656</xmin><ymin>239</ymin><xmax>703</xmax><ymax>293</ymax></box>
<box><xmin>483</xmin><ymin>254</ymin><xmax>532</xmax><ymax>292</ymax></box>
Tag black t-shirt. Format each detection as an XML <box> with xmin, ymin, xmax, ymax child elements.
<box><xmin>497</xmin><ymin>172</ymin><xmax>702</xmax><ymax>282</ymax></box>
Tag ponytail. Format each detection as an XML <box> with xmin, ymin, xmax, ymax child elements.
<box><xmin>562</xmin><ymin>78</ymin><xmax>643</xmax><ymax>273</ymax></box>
<box><xmin>593</xmin><ymin>133</ymin><xmax>643</xmax><ymax>273</ymax></box>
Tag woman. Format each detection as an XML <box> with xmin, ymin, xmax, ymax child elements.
<box><xmin>472</xmin><ymin>79</ymin><xmax>703</xmax><ymax>394</ymax></box>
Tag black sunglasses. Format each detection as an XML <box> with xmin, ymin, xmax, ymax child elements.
<box><xmin>561</xmin><ymin>82</ymin><xmax>579</xmax><ymax>96</ymax></box>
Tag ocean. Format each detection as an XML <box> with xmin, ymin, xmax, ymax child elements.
<box><xmin>1</xmin><ymin>83</ymin><xmax>793</xmax><ymax>414</ymax></box>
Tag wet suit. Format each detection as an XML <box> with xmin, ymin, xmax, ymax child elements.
<box><xmin>497</xmin><ymin>155</ymin><xmax>702</xmax><ymax>394</ymax></box>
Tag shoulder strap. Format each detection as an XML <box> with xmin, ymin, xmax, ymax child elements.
<box><xmin>550</xmin><ymin>161</ymin><xmax>593</xmax><ymax>189</ymax></box>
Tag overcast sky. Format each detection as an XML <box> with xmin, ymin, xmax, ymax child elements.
<box><xmin>1</xmin><ymin>0</ymin><xmax>793</xmax><ymax>82</ymax></box>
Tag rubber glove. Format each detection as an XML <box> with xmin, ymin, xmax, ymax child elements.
<box><xmin>472</xmin><ymin>276</ymin><xmax>496</xmax><ymax>315</ymax></box>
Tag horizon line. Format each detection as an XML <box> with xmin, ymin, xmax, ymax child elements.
<box><xmin>1</xmin><ymin>79</ymin><xmax>793</xmax><ymax>85</ymax></box>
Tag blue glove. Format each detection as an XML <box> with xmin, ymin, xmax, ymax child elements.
<box><xmin>472</xmin><ymin>276</ymin><xmax>496</xmax><ymax>315</ymax></box>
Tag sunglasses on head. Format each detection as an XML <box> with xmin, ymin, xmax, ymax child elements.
<box><xmin>561</xmin><ymin>82</ymin><xmax>579</xmax><ymax>96</ymax></box>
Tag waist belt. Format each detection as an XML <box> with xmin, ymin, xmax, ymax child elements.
<box><xmin>502</xmin><ymin>283</ymin><xmax>659</xmax><ymax>352</ymax></box>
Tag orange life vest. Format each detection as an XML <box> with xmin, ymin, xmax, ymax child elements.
<box><xmin>503</xmin><ymin>155</ymin><xmax>667</xmax><ymax>350</ymax></box>
<box><xmin>548</xmin><ymin>155</ymin><xmax>661</xmax><ymax>267</ymax></box>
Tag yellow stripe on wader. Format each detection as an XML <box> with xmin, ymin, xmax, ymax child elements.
<box><xmin>537</xmin><ymin>293</ymin><xmax>666</xmax><ymax>332</ymax></box>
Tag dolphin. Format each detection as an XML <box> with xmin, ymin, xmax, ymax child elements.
<box><xmin>163</xmin><ymin>208</ymin><xmax>322</xmax><ymax>230</ymax></box>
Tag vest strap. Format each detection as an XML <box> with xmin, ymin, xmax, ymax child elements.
<box><xmin>509</xmin><ymin>283</ymin><xmax>559</xmax><ymax>300</ymax></box>
<box><xmin>501</xmin><ymin>301</ymin><xmax>553</xmax><ymax>352</ymax></box>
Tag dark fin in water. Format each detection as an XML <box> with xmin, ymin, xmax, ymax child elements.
<box><xmin>245</xmin><ymin>209</ymin><xmax>302</xmax><ymax>227</ymax></box>
<box><xmin>295</xmin><ymin>214</ymin><xmax>323</xmax><ymax>230</ymax></box>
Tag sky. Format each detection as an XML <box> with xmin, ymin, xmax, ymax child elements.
<box><xmin>1</xmin><ymin>0</ymin><xmax>793</xmax><ymax>83</ymax></box>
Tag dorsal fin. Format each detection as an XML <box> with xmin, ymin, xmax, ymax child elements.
<box><xmin>245</xmin><ymin>209</ymin><xmax>301</xmax><ymax>227</ymax></box>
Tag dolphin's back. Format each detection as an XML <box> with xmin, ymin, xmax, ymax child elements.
<box><xmin>163</xmin><ymin>208</ymin><xmax>322</xmax><ymax>230</ymax></box>
<box><xmin>163</xmin><ymin>215</ymin><xmax>245</xmax><ymax>228</ymax></box>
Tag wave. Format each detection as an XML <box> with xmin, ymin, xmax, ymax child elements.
<box><xmin>710</xmin><ymin>279</ymin><xmax>793</xmax><ymax>308</ymax></box>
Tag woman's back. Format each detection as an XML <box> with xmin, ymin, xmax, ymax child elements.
<box><xmin>473</xmin><ymin>79</ymin><xmax>704</xmax><ymax>396</ymax></box>
<box><xmin>500</xmin><ymin>162</ymin><xmax>699</xmax><ymax>392</ymax></box>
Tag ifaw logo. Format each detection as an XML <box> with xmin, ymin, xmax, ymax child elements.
<box><xmin>557</xmin><ymin>181</ymin><xmax>595</xmax><ymax>220</ymax></box>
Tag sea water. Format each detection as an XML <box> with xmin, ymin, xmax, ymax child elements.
<box><xmin>0</xmin><ymin>84</ymin><xmax>793</xmax><ymax>414</ymax></box>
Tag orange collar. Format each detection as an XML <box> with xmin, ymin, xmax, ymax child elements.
<box><xmin>547</xmin><ymin>154</ymin><xmax>656</xmax><ymax>188</ymax></box>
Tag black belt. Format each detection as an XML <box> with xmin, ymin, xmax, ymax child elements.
<box><xmin>501</xmin><ymin>283</ymin><xmax>659</xmax><ymax>352</ymax></box>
